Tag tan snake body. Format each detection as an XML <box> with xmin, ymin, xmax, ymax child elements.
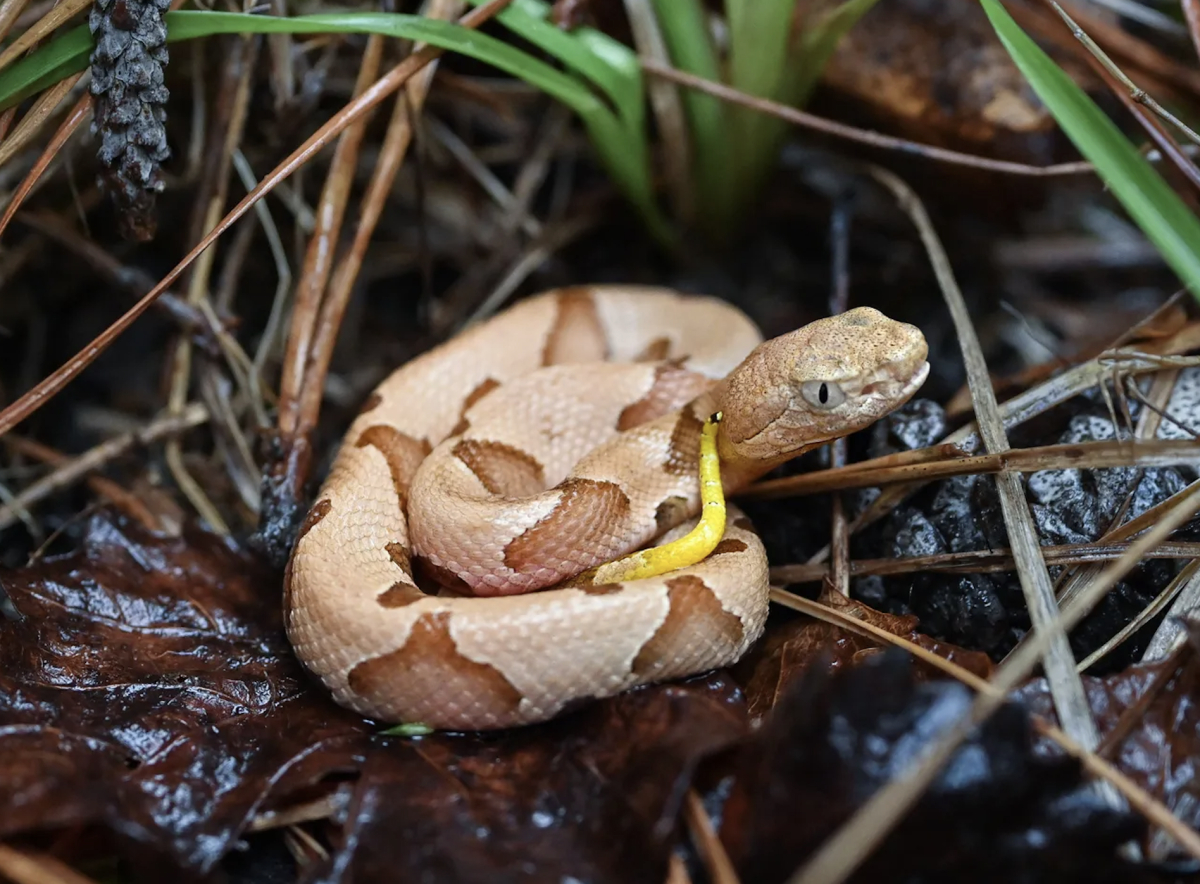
<box><xmin>285</xmin><ymin>286</ymin><xmax>929</xmax><ymax>730</ymax></box>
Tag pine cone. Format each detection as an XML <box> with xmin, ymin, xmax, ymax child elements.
<box><xmin>89</xmin><ymin>0</ymin><xmax>172</xmax><ymax>241</ymax></box>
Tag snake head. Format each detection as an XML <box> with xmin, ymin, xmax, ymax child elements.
<box><xmin>716</xmin><ymin>306</ymin><xmax>929</xmax><ymax>476</ymax></box>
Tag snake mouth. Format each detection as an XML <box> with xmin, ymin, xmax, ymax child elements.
<box><xmin>859</xmin><ymin>359</ymin><xmax>929</xmax><ymax>402</ymax></box>
<box><xmin>901</xmin><ymin>360</ymin><xmax>931</xmax><ymax>398</ymax></box>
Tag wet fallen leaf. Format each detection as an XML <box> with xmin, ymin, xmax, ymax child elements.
<box><xmin>3</xmin><ymin>512</ymin><xmax>1189</xmax><ymax>883</ymax></box>
<box><xmin>0</xmin><ymin>513</ymin><xmax>752</xmax><ymax>883</ymax></box>
<box><xmin>1016</xmin><ymin>648</ymin><xmax>1200</xmax><ymax>856</ymax></box>
<box><xmin>0</xmin><ymin>513</ymin><xmax>373</xmax><ymax>877</ymax></box>
<box><xmin>737</xmin><ymin>591</ymin><xmax>995</xmax><ymax>722</ymax></box>
<box><xmin>305</xmin><ymin>674</ymin><xmax>747</xmax><ymax>884</ymax></box>
<box><xmin>720</xmin><ymin>649</ymin><xmax>1155</xmax><ymax>884</ymax></box>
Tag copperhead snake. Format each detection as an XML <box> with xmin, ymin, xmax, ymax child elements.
<box><xmin>285</xmin><ymin>286</ymin><xmax>929</xmax><ymax>731</ymax></box>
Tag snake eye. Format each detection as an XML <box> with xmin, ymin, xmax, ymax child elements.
<box><xmin>801</xmin><ymin>380</ymin><xmax>846</xmax><ymax>410</ymax></box>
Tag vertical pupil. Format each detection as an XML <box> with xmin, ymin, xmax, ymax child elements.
<box><xmin>819</xmin><ymin>383</ymin><xmax>828</xmax><ymax>404</ymax></box>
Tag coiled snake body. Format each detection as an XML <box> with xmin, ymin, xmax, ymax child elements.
<box><xmin>285</xmin><ymin>287</ymin><xmax>929</xmax><ymax>730</ymax></box>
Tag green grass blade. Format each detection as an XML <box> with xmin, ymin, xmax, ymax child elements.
<box><xmin>725</xmin><ymin>0</ymin><xmax>794</xmax><ymax>100</ymax></box>
<box><xmin>649</xmin><ymin>0</ymin><xmax>729</xmax><ymax>234</ymax></box>
<box><xmin>0</xmin><ymin>24</ymin><xmax>91</xmax><ymax>106</ymax></box>
<box><xmin>981</xmin><ymin>0</ymin><xmax>1200</xmax><ymax>296</ymax></box>
<box><xmin>793</xmin><ymin>0</ymin><xmax>880</xmax><ymax>104</ymax></box>
<box><xmin>464</xmin><ymin>0</ymin><xmax>643</xmax><ymax>130</ymax></box>
<box><xmin>0</xmin><ymin>12</ymin><xmax>606</xmax><ymax>112</ymax></box>
<box><xmin>648</xmin><ymin>0</ymin><xmax>722</xmax><ymax>127</ymax></box>
<box><xmin>716</xmin><ymin>0</ymin><xmax>796</xmax><ymax>234</ymax></box>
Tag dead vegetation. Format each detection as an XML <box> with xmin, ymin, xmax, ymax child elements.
<box><xmin>1</xmin><ymin>0</ymin><xmax>1200</xmax><ymax>882</ymax></box>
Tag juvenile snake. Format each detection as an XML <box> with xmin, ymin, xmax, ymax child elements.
<box><xmin>285</xmin><ymin>286</ymin><xmax>929</xmax><ymax>730</ymax></box>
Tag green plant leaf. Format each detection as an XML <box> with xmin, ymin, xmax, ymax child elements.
<box><xmin>725</xmin><ymin>0</ymin><xmax>794</xmax><ymax>101</ymax></box>
<box><xmin>0</xmin><ymin>23</ymin><xmax>91</xmax><ymax>106</ymax></box>
<box><xmin>981</xmin><ymin>0</ymin><xmax>1200</xmax><ymax>297</ymax></box>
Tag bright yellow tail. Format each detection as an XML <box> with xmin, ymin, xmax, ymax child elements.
<box><xmin>591</xmin><ymin>411</ymin><xmax>726</xmax><ymax>584</ymax></box>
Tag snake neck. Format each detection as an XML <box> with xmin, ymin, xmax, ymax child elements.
<box><xmin>687</xmin><ymin>384</ymin><xmax>785</xmax><ymax>493</ymax></box>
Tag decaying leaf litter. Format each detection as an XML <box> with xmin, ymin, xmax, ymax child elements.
<box><xmin>1</xmin><ymin>0</ymin><xmax>1200</xmax><ymax>881</ymax></box>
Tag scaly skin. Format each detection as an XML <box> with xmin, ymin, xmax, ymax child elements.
<box><xmin>286</xmin><ymin>288</ymin><xmax>929</xmax><ymax>730</ymax></box>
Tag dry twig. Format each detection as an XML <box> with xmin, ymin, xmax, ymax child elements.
<box><xmin>0</xmin><ymin>402</ymin><xmax>209</xmax><ymax>531</ymax></box>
